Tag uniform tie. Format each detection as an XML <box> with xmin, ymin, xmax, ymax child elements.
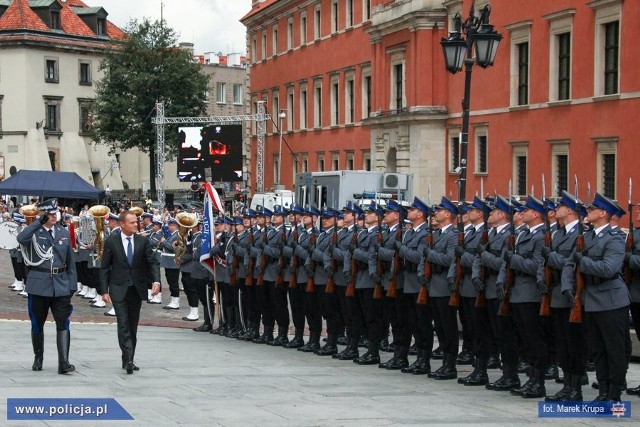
<box><xmin>127</xmin><ymin>237</ymin><xmax>133</xmax><ymax>266</ymax></box>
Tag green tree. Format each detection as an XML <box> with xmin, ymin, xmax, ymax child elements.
<box><xmin>92</xmin><ymin>18</ymin><xmax>208</xmax><ymax>195</ymax></box>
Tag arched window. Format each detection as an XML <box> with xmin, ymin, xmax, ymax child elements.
<box><xmin>386</xmin><ymin>147</ymin><xmax>397</xmax><ymax>172</ymax></box>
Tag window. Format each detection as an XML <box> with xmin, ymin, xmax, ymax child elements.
<box><xmin>318</xmin><ymin>153</ymin><xmax>325</xmax><ymax>171</ymax></box>
<box><xmin>330</xmin><ymin>77</ymin><xmax>339</xmax><ymax>126</ymax></box>
<box><xmin>389</xmin><ymin>49</ymin><xmax>406</xmax><ymax>112</ymax></box>
<box><xmin>346</xmin><ymin>152</ymin><xmax>354</xmax><ymax>170</ymax></box>
<box><xmin>216</xmin><ymin>82</ymin><xmax>226</xmax><ymax>103</ymax></box>
<box><xmin>332</xmin><ymin>152</ymin><xmax>339</xmax><ymax>171</ymax></box>
<box><xmin>517</xmin><ymin>43</ymin><xmax>529</xmax><ymax>105</ymax></box>
<box><xmin>50</xmin><ymin>11</ymin><xmax>60</xmax><ymax>30</ymax></box>
<box><xmin>262</xmin><ymin>32</ymin><xmax>267</xmax><ymax>59</ymax></box>
<box><xmin>97</xmin><ymin>18</ymin><xmax>106</xmax><ymax>36</ymax></box>
<box><xmin>556</xmin><ymin>154</ymin><xmax>568</xmax><ymax>196</ymax></box>
<box><xmin>204</xmin><ymin>90</ymin><xmax>209</xmax><ymax>103</ymax></box>
<box><xmin>314</xmin><ymin>80</ymin><xmax>322</xmax><ymax>128</ymax></box>
<box><xmin>346</xmin><ymin>0</ymin><xmax>354</xmax><ymax>27</ymax></box>
<box><xmin>603</xmin><ymin>21</ymin><xmax>619</xmax><ymax>95</ymax></box>
<box><xmin>300</xmin><ymin>86</ymin><xmax>308</xmax><ymax>129</ymax></box>
<box><xmin>557</xmin><ymin>33</ymin><xmax>571</xmax><ymax>100</ymax></box>
<box><xmin>512</xmin><ymin>143</ymin><xmax>528</xmax><ymax>196</ymax></box>
<box><xmin>300</xmin><ymin>12</ymin><xmax>307</xmax><ymax>44</ymax></box>
<box><xmin>251</xmin><ymin>36</ymin><xmax>257</xmax><ymax>62</ymax></box>
<box><xmin>363</xmin><ymin>150</ymin><xmax>371</xmax><ymax>171</ymax></box>
<box><xmin>364</xmin><ymin>0</ymin><xmax>371</xmax><ymax>21</ymax></box>
<box><xmin>233</xmin><ymin>84</ymin><xmax>243</xmax><ymax>104</ymax></box>
<box><xmin>272</xmin><ymin>92</ymin><xmax>280</xmax><ymax>133</ymax></box>
<box><xmin>302</xmin><ymin>154</ymin><xmax>308</xmax><ymax>172</ymax></box>
<box><xmin>273</xmin><ymin>26</ymin><xmax>279</xmax><ymax>55</ymax></box>
<box><xmin>78</xmin><ymin>100</ymin><xmax>93</xmax><ymax>134</ymax></box>
<box><xmin>345</xmin><ymin>75</ymin><xmax>354</xmax><ymax>124</ymax></box>
<box><xmin>79</xmin><ymin>61</ymin><xmax>91</xmax><ymax>85</ymax></box>
<box><xmin>475</xmin><ymin>129</ymin><xmax>488</xmax><ymax>174</ymax></box>
<box><xmin>314</xmin><ymin>5</ymin><xmax>321</xmax><ymax>40</ymax></box>
<box><xmin>362</xmin><ymin>71</ymin><xmax>371</xmax><ymax>119</ymax></box>
<box><xmin>273</xmin><ymin>155</ymin><xmax>280</xmax><ymax>185</ymax></box>
<box><xmin>449</xmin><ymin>133</ymin><xmax>460</xmax><ymax>172</ymax></box>
<box><xmin>49</xmin><ymin>151</ymin><xmax>56</xmax><ymax>171</ymax></box>
<box><xmin>43</xmin><ymin>96</ymin><xmax>63</xmax><ymax>133</ymax></box>
<box><xmin>45</xmin><ymin>58</ymin><xmax>58</xmax><ymax>83</ymax></box>
<box><xmin>594</xmin><ymin>137</ymin><xmax>618</xmax><ymax>199</ymax></box>
<box><xmin>287</xmin><ymin>18</ymin><xmax>294</xmax><ymax>50</ymax></box>
<box><xmin>545</xmin><ymin>10</ymin><xmax>574</xmax><ymax>102</ymax></box>
<box><xmin>331</xmin><ymin>1</ymin><xmax>339</xmax><ymax>33</ymax></box>
<box><xmin>393</xmin><ymin>63</ymin><xmax>404</xmax><ymax>111</ymax></box>
<box><xmin>287</xmin><ymin>88</ymin><xmax>295</xmax><ymax>131</ymax></box>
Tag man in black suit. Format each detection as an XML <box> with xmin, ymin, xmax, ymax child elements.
<box><xmin>101</xmin><ymin>211</ymin><xmax>161</xmax><ymax>374</ymax></box>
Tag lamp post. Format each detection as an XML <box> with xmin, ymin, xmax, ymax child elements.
<box><xmin>276</xmin><ymin>110</ymin><xmax>286</xmax><ymax>188</ymax></box>
<box><xmin>441</xmin><ymin>2</ymin><xmax>502</xmax><ymax>202</ymax></box>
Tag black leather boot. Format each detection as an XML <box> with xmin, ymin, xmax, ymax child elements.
<box><xmin>463</xmin><ymin>357</ymin><xmax>489</xmax><ymax>386</ymax></box>
<box><xmin>354</xmin><ymin>340</ymin><xmax>380</xmax><ymax>365</ymax></box>
<box><xmin>521</xmin><ymin>368</ymin><xmax>546</xmax><ymax>398</ymax></box>
<box><xmin>56</xmin><ymin>330</ymin><xmax>75</xmax><ymax>374</ymax></box>
<box><xmin>487</xmin><ymin>354</ymin><xmax>501</xmax><ymax>369</ymax></box>
<box><xmin>193</xmin><ymin>323</ymin><xmax>212</xmax><ymax>332</ymax></box>
<box><xmin>427</xmin><ymin>353</ymin><xmax>447</xmax><ymax>379</ymax></box>
<box><xmin>546</xmin><ymin>374</ymin><xmax>572</xmax><ymax>401</ymax></box>
<box><xmin>315</xmin><ymin>334</ymin><xmax>338</xmax><ymax>356</ymax></box>
<box><xmin>283</xmin><ymin>330</ymin><xmax>305</xmax><ymax>349</ymax></box>
<box><xmin>487</xmin><ymin>364</ymin><xmax>520</xmax><ymax>391</ymax></box>
<box><xmin>593</xmin><ymin>381</ymin><xmax>609</xmax><ymax>401</ymax></box>
<box><xmin>432</xmin><ymin>346</ymin><xmax>443</xmax><ymax>359</ymax></box>
<box><xmin>607</xmin><ymin>383</ymin><xmax>623</xmax><ymax>402</ymax></box>
<box><xmin>211</xmin><ymin>323</ymin><xmax>227</xmax><ymax>335</ymax></box>
<box><xmin>567</xmin><ymin>373</ymin><xmax>583</xmax><ymax>401</ymax></box>
<box><xmin>456</xmin><ymin>349</ymin><xmax>475</xmax><ymax>366</ymax></box>
<box><xmin>511</xmin><ymin>367</ymin><xmax>535</xmax><ymax>396</ymax></box>
<box><xmin>32</xmin><ymin>332</ymin><xmax>44</xmax><ymax>371</ymax></box>
<box><xmin>298</xmin><ymin>332</ymin><xmax>320</xmax><ymax>352</ymax></box>
<box><xmin>253</xmin><ymin>328</ymin><xmax>273</xmax><ymax>344</ymax></box>
<box><xmin>334</xmin><ymin>337</ymin><xmax>359</xmax><ymax>360</ymax></box>
<box><xmin>626</xmin><ymin>384</ymin><xmax>640</xmax><ymax>396</ymax></box>
<box><xmin>379</xmin><ymin>337</ymin><xmax>392</xmax><ymax>352</ymax></box>
<box><xmin>433</xmin><ymin>353</ymin><xmax>458</xmax><ymax>380</ymax></box>
<box><xmin>268</xmin><ymin>327</ymin><xmax>289</xmax><ymax>346</ymax></box>
<box><xmin>380</xmin><ymin>346</ymin><xmax>409</xmax><ymax>370</ymax></box>
<box><xmin>408</xmin><ymin>343</ymin><xmax>417</xmax><ymax>355</ymax></box>
<box><xmin>544</xmin><ymin>364</ymin><xmax>559</xmax><ymax>380</ymax></box>
<box><xmin>517</xmin><ymin>357</ymin><xmax>530</xmax><ymax>374</ymax></box>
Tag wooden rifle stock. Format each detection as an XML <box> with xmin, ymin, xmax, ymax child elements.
<box><xmin>288</xmin><ymin>227</ymin><xmax>299</xmax><ymax>289</ymax></box>
<box><xmin>539</xmin><ymin>228</ymin><xmax>554</xmax><ymax>317</ymax></box>
<box><xmin>497</xmin><ymin>234</ymin><xmax>515</xmax><ymax>316</ymax></box>
<box><xmin>256</xmin><ymin>229</ymin><xmax>268</xmax><ymax>286</ymax></box>
<box><xmin>449</xmin><ymin>228</ymin><xmax>464</xmax><ymax>307</ymax></box>
<box><xmin>229</xmin><ymin>229</ymin><xmax>239</xmax><ymax>286</ymax></box>
<box><xmin>275</xmin><ymin>227</ymin><xmax>286</xmax><ymax>286</ymax></box>
<box><xmin>245</xmin><ymin>230</ymin><xmax>255</xmax><ymax>286</ymax></box>
<box><xmin>325</xmin><ymin>227</ymin><xmax>338</xmax><ymax>294</ymax></box>
<box><xmin>474</xmin><ymin>227</ymin><xmax>489</xmax><ymax>308</ymax></box>
<box><xmin>387</xmin><ymin>227</ymin><xmax>403</xmax><ymax>298</ymax></box>
<box><xmin>305</xmin><ymin>233</ymin><xmax>317</xmax><ymax>293</ymax></box>
<box><xmin>373</xmin><ymin>224</ymin><xmax>384</xmax><ymax>300</ymax></box>
<box><xmin>569</xmin><ymin>233</ymin><xmax>586</xmax><ymax>323</ymax></box>
<box><xmin>346</xmin><ymin>231</ymin><xmax>358</xmax><ymax>297</ymax></box>
<box><xmin>416</xmin><ymin>232</ymin><xmax>433</xmax><ymax>305</ymax></box>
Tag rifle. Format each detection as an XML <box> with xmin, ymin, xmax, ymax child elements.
<box><xmin>373</xmin><ymin>212</ymin><xmax>384</xmax><ymax>300</ymax></box>
<box><xmin>624</xmin><ymin>177</ymin><xmax>633</xmax><ymax>285</ymax></box>
<box><xmin>387</xmin><ymin>226</ymin><xmax>402</xmax><ymax>298</ymax></box>
<box><xmin>325</xmin><ymin>217</ymin><xmax>338</xmax><ymax>294</ymax></box>
<box><xmin>416</xmin><ymin>209</ymin><xmax>432</xmax><ymax>305</ymax></box>
<box><xmin>498</xmin><ymin>181</ymin><xmax>516</xmax><ymax>317</ymax></box>
<box><xmin>345</xmin><ymin>225</ymin><xmax>358</xmax><ymax>297</ymax></box>
<box><xmin>288</xmin><ymin>214</ymin><xmax>299</xmax><ymax>289</ymax></box>
<box><xmin>449</xmin><ymin>205</ymin><xmax>464</xmax><ymax>307</ymax></box>
<box><xmin>245</xmin><ymin>228</ymin><xmax>255</xmax><ymax>286</ymax></box>
<box><xmin>475</xmin><ymin>192</ymin><xmax>489</xmax><ymax>308</ymax></box>
<box><xmin>229</xmin><ymin>225</ymin><xmax>240</xmax><ymax>286</ymax></box>
<box><xmin>539</xmin><ymin>175</ymin><xmax>554</xmax><ymax>316</ymax></box>
<box><xmin>569</xmin><ymin>178</ymin><xmax>586</xmax><ymax>323</ymax></box>
<box><xmin>256</xmin><ymin>228</ymin><xmax>268</xmax><ymax>286</ymax></box>
<box><xmin>275</xmin><ymin>224</ymin><xmax>286</xmax><ymax>286</ymax></box>
<box><xmin>305</xmin><ymin>232</ymin><xmax>317</xmax><ymax>293</ymax></box>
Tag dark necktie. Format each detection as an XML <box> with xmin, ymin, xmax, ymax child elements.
<box><xmin>127</xmin><ymin>237</ymin><xmax>133</xmax><ymax>266</ymax></box>
<box><xmin>48</xmin><ymin>229</ymin><xmax>54</xmax><ymax>239</ymax></box>
<box><xmin>489</xmin><ymin>228</ymin><xmax>497</xmax><ymax>238</ymax></box>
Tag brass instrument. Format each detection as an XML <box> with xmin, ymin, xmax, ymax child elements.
<box><xmin>130</xmin><ymin>206</ymin><xmax>144</xmax><ymax>231</ymax></box>
<box><xmin>174</xmin><ymin>212</ymin><xmax>198</xmax><ymax>266</ymax></box>
<box><xmin>88</xmin><ymin>205</ymin><xmax>110</xmax><ymax>261</ymax></box>
<box><xmin>19</xmin><ymin>205</ymin><xmax>39</xmax><ymax>225</ymax></box>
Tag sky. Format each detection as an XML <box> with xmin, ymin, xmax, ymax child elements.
<box><xmin>90</xmin><ymin>0</ymin><xmax>250</xmax><ymax>55</ymax></box>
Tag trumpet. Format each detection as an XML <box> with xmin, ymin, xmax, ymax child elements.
<box><xmin>174</xmin><ymin>212</ymin><xmax>198</xmax><ymax>266</ymax></box>
<box><xmin>88</xmin><ymin>205</ymin><xmax>110</xmax><ymax>261</ymax></box>
<box><xmin>19</xmin><ymin>205</ymin><xmax>39</xmax><ymax>225</ymax></box>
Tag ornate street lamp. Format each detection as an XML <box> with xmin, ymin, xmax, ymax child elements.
<box><xmin>276</xmin><ymin>110</ymin><xmax>286</xmax><ymax>187</ymax></box>
<box><xmin>441</xmin><ymin>3</ymin><xmax>502</xmax><ymax>201</ymax></box>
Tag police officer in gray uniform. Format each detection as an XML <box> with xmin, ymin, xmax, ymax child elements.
<box><xmin>17</xmin><ymin>199</ymin><xmax>77</xmax><ymax>374</ymax></box>
<box><xmin>192</xmin><ymin>220</ymin><xmax>215</xmax><ymax>332</ymax></box>
<box><xmin>563</xmin><ymin>192</ymin><xmax>631</xmax><ymax>402</ymax></box>
<box><xmin>262</xmin><ymin>206</ymin><xmax>289</xmax><ymax>345</ymax></box>
<box><xmin>282</xmin><ymin>205</ymin><xmax>306</xmax><ymax>348</ymax></box>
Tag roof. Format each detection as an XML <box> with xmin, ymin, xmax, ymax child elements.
<box><xmin>72</xmin><ymin>6</ymin><xmax>105</xmax><ymax>15</ymax></box>
<box><xmin>28</xmin><ymin>0</ymin><xmax>57</xmax><ymax>8</ymax></box>
<box><xmin>0</xmin><ymin>170</ymin><xmax>102</xmax><ymax>200</ymax></box>
<box><xmin>241</xmin><ymin>0</ymin><xmax>277</xmax><ymax>22</ymax></box>
<box><xmin>0</xmin><ymin>0</ymin><xmax>50</xmax><ymax>32</ymax></box>
<box><xmin>60</xmin><ymin>1</ymin><xmax>95</xmax><ymax>37</ymax></box>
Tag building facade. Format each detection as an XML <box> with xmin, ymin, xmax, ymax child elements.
<box><xmin>243</xmin><ymin>0</ymin><xmax>640</xmax><ymax>205</ymax></box>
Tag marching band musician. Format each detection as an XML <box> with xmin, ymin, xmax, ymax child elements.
<box><xmin>146</xmin><ymin>219</ymin><xmax>164</xmax><ymax>304</ymax></box>
<box><xmin>16</xmin><ymin>199</ymin><xmax>77</xmax><ymax>375</ymax></box>
<box><xmin>8</xmin><ymin>213</ymin><xmax>26</xmax><ymax>293</ymax></box>
<box><xmin>179</xmin><ymin>222</ymin><xmax>199</xmax><ymax>322</ymax></box>
<box><xmin>140</xmin><ymin>213</ymin><xmax>154</xmax><ymax>236</ymax></box>
<box><xmin>160</xmin><ymin>219</ymin><xmax>181</xmax><ymax>310</ymax></box>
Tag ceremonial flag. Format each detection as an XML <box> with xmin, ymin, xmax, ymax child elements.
<box><xmin>200</xmin><ymin>182</ymin><xmax>224</xmax><ymax>274</ymax></box>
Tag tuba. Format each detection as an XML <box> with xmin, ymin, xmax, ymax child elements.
<box><xmin>174</xmin><ymin>212</ymin><xmax>198</xmax><ymax>266</ymax></box>
<box><xmin>88</xmin><ymin>205</ymin><xmax>110</xmax><ymax>261</ymax></box>
<box><xmin>130</xmin><ymin>206</ymin><xmax>144</xmax><ymax>231</ymax></box>
<box><xmin>19</xmin><ymin>205</ymin><xmax>39</xmax><ymax>225</ymax></box>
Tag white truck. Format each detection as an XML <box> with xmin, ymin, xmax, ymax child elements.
<box><xmin>249</xmin><ymin>189</ymin><xmax>295</xmax><ymax>212</ymax></box>
<box><xmin>294</xmin><ymin>170</ymin><xmax>414</xmax><ymax>209</ymax></box>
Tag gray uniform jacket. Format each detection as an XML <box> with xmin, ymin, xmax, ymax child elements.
<box><xmin>293</xmin><ymin>228</ymin><xmax>315</xmax><ymax>284</ymax></box>
<box><xmin>179</xmin><ymin>231</ymin><xmax>194</xmax><ymax>274</ymax></box>
<box><xmin>399</xmin><ymin>223</ymin><xmax>428</xmax><ymax>294</ymax></box>
<box><xmin>262</xmin><ymin>225</ymin><xmax>285</xmax><ymax>282</ymax></box>
<box><xmin>540</xmin><ymin>225</ymin><xmax>578</xmax><ymax>309</ymax></box>
<box><xmin>447</xmin><ymin>225</ymin><xmax>482</xmax><ymax>298</ymax></box>
<box><xmin>160</xmin><ymin>231</ymin><xmax>179</xmax><ymax>269</ymax></box>
<box><xmin>372</xmin><ymin>224</ymin><xmax>404</xmax><ymax>291</ymax></box>
<box><xmin>247</xmin><ymin>227</ymin><xmax>264</xmax><ymax>279</ymax></box>
<box><xmin>325</xmin><ymin>226</ymin><xmax>353</xmax><ymax>287</ymax></box>
<box><xmin>472</xmin><ymin>224</ymin><xmax>512</xmax><ymax>299</ymax></box>
<box><xmin>308</xmin><ymin>226</ymin><xmax>334</xmax><ymax>286</ymax></box>
<box><xmin>148</xmin><ymin>229</ymin><xmax>164</xmax><ymax>264</ymax></box>
<box><xmin>231</xmin><ymin>230</ymin><xmax>250</xmax><ymax>280</ymax></box>
<box><xmin>497</xmin><ymin>225</ymin><xmax>545</xmax><ymax>303</ymax></box>
<box><xmin>281</xmin><ymin>226</ymin><xmax>299</xmax><ymax>283</ymax></box>
<box><xmin>626</xmin><ymin>227</ymin><xmax>640</xmax><ymax>302</ymax></box>
<box><xmin>191</xmin><ymin>232</ymin><xmax>213</xmax><ymax>281</ymax></box>
<box><xmin>210</xmin><ymin>232</ymin><xmax>229</xmax><ymax>283</ymax></box>
<box><xmin>351</xmin><ymin>226</ymin><xmax>378</xmax><ymax>289</ymax></box>
<box><xmin>562</xmin><ymin>225</ymin><xmax>630</xmax><ymax>312</ymax></box>
<box><xmin>420</xmin><ymin>225</ymin><xmax>457</xmax><ymax>298</ymax></box>
<box><xmin>17</xmin><ymin>221</ymin><xmax>77</xmax><ymax>297</ymax></box>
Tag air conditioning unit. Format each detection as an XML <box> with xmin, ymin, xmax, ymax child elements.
<box><xmin>382</xmin><ymin>173</ymin><xmax>408</xmax><ymax>191</ymax></box>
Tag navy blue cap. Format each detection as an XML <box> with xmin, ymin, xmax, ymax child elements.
<box><xmin>365</xmin><ymin>201</ymin><xmax>384</xmax><ymax>216</ymax></box>
<box><xmin>223</xmin><ymin>216</ymin><xmax>234</xmax><ymax>225</ymax></box>
<box><xmin>168</xmin><ymin>218</ymin><xmax>179</xmax><ymax>225</ymax></box>
<box><xmin>321</xmin><ymin>208</ymin><xmax>340</xmax><ymax>217</ymax></box>
<box><xmin>335</xmin><ymin>211</ymin><xmax>344</xmax><ymax>220</ymax></box>
<box><xmin>64</xmin><ymin>213</ymin><xmax>73</xmax><ymax>220</ymax></box>
<box><xmin>435</xmin><ymin>196</ymin><xmax>459</xmax><ymax>215</ymax></box>
<box><xmin>342</xmin><ymin>201</ymin><xmax>357</xmax><ymax>213</ymax></box>
<box><xmin>523</xmin><ymin>195</ymin><xmax>546</xmax><ymax>215</ymax></box>
<box><xmin>108</xmin><ymin>213</ymin><xmax>120</xmax><ymax>221</ymax></box>
<box><xmin>304</xmin><ymin>205</ymin><xmax>321</xmax><ymax>217</ymax></box>
<box><xmin>272</xmin><ymin>205</ymin><xmax>288</xmax><ymax>216</ymax></box>
<box><xmin>586</xmin><ymin>192</ymin><xmax>623</xmax><ymax>217</ymax></box>
<box><xmin>612</xmin><ymin>200</ymin><xmax>626</xmax><ymax>218</ymax></box>
<box><xmin>558</xmin><ymin>191</ymin><xmax>587</xmax><ymax>217</ymax></box>
<box><xmin>493</xmin><ymin>195</ymin><xmax>511</xmax><ymax>213</ymax></box>
<box><xmin>543</xmin><ymin>198</ymin><xmax>556</xmax><ymax>212</ymax></box>
<box><xmin>353</xmin><ymin>203</ymin><xmax>364</xmax><ymax>218</ymax></box>
<box><xmin>469</xmin><ymin>196</ymin><xmax>491</xmax><ymax>216</ymax></box>
<box><xmin>459</xmin><ymin>201</ymin><xmax>471</xmax><ymax>214</ymax></box>
<box><xmin>385</xmin><ymin>199</ymin><xmax>407</xmax><ymax>217</ymax></box>
<box><xmin>37</xmin><ymin>199</ymin><xmax>57</xmax><ymax>213</ymax></box>
<box><xmin>233</xmin><ymin>217</ymin><xmax>243</xmax><ymax>225</ymax></box>
<box><xmin>141</xmin><ymin>213</ymin><xmax>154</xmax><ymax>219</ymax></box>
<box><xmin>290</xmin><ymin>204</ymin><xmax>305</xmax><ymax>215</ymax></box>
<box><xmin>259</xmin><ymin>207</ymin><xmax>274</xmax><ymax>217</ymax></box>
<box><xmin>152</xmin><ymin>219</ymin><xmax>163</xmax><ymax>226</ymax></box>
<box><xmin>409</xmin><ymin>196</ymin><xmax>430</xmax><ymax>215</ymax></box>
<box><xmin>243</xmin><ymin>209</ymin><xmax>257</xmax><ymax>219</ymax></box>
<box><xmin>511</xmin><ymin>197</ymin><xmax>524</xmax><ymax>213</ymax></box>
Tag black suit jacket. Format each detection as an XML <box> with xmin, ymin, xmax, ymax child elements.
<box><xmin>100</xmin><ymin>230</ymin><xmax>161</xmax><ymax>302</ymax></box>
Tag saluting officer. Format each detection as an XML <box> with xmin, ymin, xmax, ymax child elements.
<box><xmin>17</xmin><ymin>199</ymin><xmax>77</xmax><ymax>374</ymax></box>
<box><xmin>563</xmin><ymin>193</ymin><xmax>631</xmax><ymax>402</ymax></box>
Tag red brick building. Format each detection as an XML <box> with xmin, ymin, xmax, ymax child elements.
<box><xmin>243</xmin><ymin>0</ymin><xmax>640</xmax><ymax>204</ymax></box>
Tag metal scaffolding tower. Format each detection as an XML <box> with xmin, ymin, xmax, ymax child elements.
<box><xmin>152</xmin><ymin>102</ymin><xmax>270</xmax><ymax>206</ymax></box>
